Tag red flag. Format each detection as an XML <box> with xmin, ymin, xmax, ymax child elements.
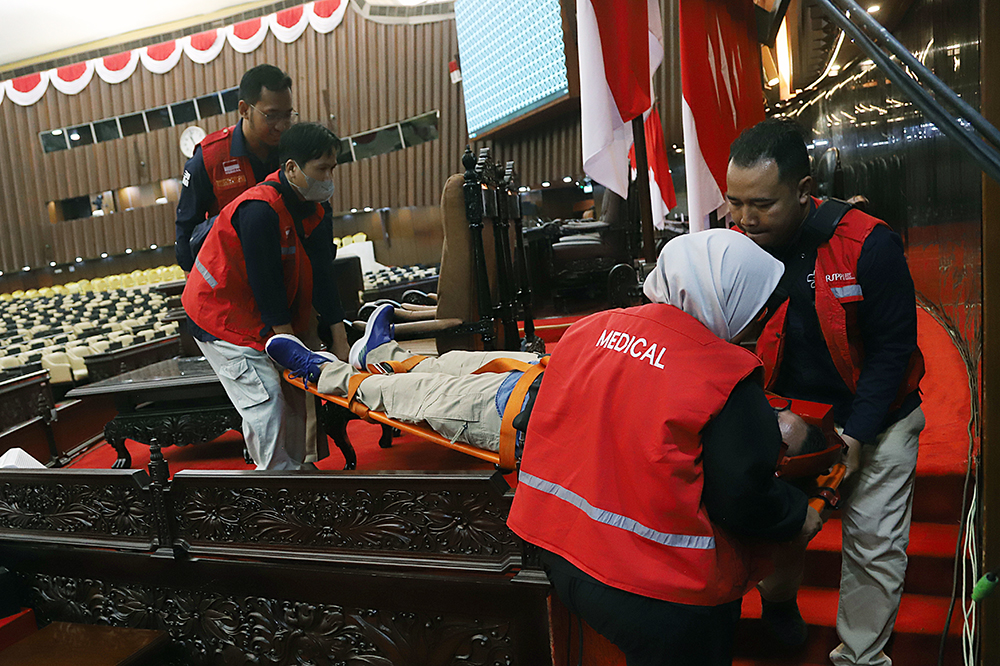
<box><xmin>629</xmin><ymin>106</ymin><xmax>678</xmax><ymax>228</ymax></box>
<box><xmin>578</xmin><ymin>0</ymin><xmax>664</xmax><ymax>199</ymax></box>
<box><xmin>680</xmin><ymin>0</ymin><xmax>764</xmax><ymax>231</ymax></box>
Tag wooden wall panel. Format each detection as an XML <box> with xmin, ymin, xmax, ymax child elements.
<box><xmin>0</xmin><ymin>0</ymin><xmax>683</xmax><ymax>284</ymax></box>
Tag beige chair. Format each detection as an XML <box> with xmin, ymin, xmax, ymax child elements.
<box><xmin>65</xmin><ymin>347</ymin><xmax>91</xmax><ymax>382</ymax></box>
<box><xmin>111</xmin><ymin>334</ymin><xmax>135</xmax><ymax>348</ymax></box>
<box><xmin>355</xmin><ymin>159</ymin><xmax>525</xmax><ymax>354</ymax></box>
<box><xmin>41</xmin><ymin>352</ymin><xmax>74</xmax><ymax>385</ymax></box>
<box><xmin>156</xmin><ymin>322</ymin><xmax>179</xmax><ymax>336</ymax></box>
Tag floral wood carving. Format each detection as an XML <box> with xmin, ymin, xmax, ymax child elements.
<box><xmin>171</xmin><ymin>484</ymin><xmax>519</xmax><ymax>560</ymax></box>
<box><xmin>105</xmin><ymin>406</ymin><xmax>242</xmax><ymax>448</ymax></box>
<box><xmin>26</xmin><ymin>573</ymin><xmax>515</xmax><ymax>666</ymax></box>
<box><xmin>0</xmin><ymin>479</ymin><xmax>153</xmax><ymax>539</ymax></box>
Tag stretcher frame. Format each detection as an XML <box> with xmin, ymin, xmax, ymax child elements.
<box><xmin>285</xmin><ymin>371</ymin><xmax>520</xmax><ymax>471</ymax></box>
<box><xmin>289</xmin><ymin>369</ymin><xmax>849</xmax><ymax>510</ymax></box>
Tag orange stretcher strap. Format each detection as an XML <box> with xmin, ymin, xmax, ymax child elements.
<box><xmin>345</xmin><ymin>372</ymin><xmax>373</xmax><ymax>419</ymax></box>
<box><xmin>471</xmin><ymin>357</ymin><xmax>541</xmax><ymax>375</ymax></box>
<box><xmin>495</xmin><ymin>360</ymin><xmax>546</xmax><ymax>470</ymax></box>
<box><xmin>377</xmin><ymin>355</ymin><xmax>428</xmax><ymax>374</ymax></box>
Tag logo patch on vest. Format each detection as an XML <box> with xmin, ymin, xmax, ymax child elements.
<box><xmin>596</xmin><ymin>329</ymin><xmax>667</xmax><ymax>369</ymax></box>
<box><xmin>825</xmin><ymin>272</ymin><xmax>863</xmax><ymax>302</ymax></box>
<box><xmin>222</xmin><ymin>159</ymin><xmax>243</xmax><ymax>175</ymax></box>
<box><xmin>215</xmin><ymin>175</ymin><xmax>247</xmax><ymax>190</ymax></box>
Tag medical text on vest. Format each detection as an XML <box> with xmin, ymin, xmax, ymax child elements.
<box><xmin>596</xmin><ymin>329</ymin><xmax>666</xmax><ymax>369</ymax></box>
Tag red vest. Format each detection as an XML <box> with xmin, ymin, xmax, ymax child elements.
<box><xmin>754</xmin><ymin>202</ymin><xmax>924</xmax><ymax>406</ymax></box>
<box><xmin>201</xmin><ymin>125</ymin><xmax>257</xmax><ymax>217</ymax></box>
<box><xmin>508</xmin><ymin>304</ymin><xmax>773</xmax><ymax>607</ymax></box>
<box><xmin>182</xmin><ymin>172</ymin><xmax>323</xmax><ymax>351</ymax></box>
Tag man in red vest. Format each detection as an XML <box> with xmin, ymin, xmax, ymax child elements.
<box><xmin>182</xmin><ymin>122</ymin><xmax>348</xmax><ymax>470</ymax></box>
<box><xmin>175</xmin><ymin>64</ymin><xmax>297</xmax><ymax>274</ymax></box>
<box><xmin>726</xmin><ymin>119</ymin><xmax>924</xmax><ymax>665</ymax></box>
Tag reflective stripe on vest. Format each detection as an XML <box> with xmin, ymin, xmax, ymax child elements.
<box><xmin>831</xmin><ymin>284</ymin><xmax>862</xmax><ymax>300</ymax></box>
<box><xmin>194</xmin><ymin>257</ymin><xmax>218</xmax><ymax>288</ymax></box>
<box><xmin>518</xmin><ymin>471</ymin><xmax>716</xmax><ymax>550</ymax></box>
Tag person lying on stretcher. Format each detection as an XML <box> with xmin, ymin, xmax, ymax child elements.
<box><xmin>265</xmin><ymin>300</ymin><xmax>840</xmax><ymax>473</ymax></box>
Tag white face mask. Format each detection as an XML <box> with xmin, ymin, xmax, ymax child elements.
<box><xmin>290</xmin><ymin>162</ymin><xmax>335</xmax><ymax>202</ymax></box>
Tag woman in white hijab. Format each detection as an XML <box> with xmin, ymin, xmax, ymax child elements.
<box><xmin>642</xmin><ymin>229</ymin><xmax>785</xmax><ymax>341</ymax></box>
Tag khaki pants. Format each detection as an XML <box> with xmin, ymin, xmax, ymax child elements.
<box><xmin>316</xmin><ymin>341</ymin><xmax>542</xmax><ymax>452</ymax></box>
<box><xmin>197</xmin><ymin>338</ymin><xmax>327</xmax><ymax>470</ymax></box>
<box><xmin>757</xmin><ymin>406</ymin><xmax>924</xmax><ymax>666</ymax></box>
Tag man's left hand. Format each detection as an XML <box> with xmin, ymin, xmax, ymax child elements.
<box><xmin>841</xmin><ymin>434</ymin><xmax>863</xmax><ymax>480</ymax></box>
<box><xmin>329</xmin><ymin>324</ymin><xmax>350</xmax><ymax>362</ymax></box>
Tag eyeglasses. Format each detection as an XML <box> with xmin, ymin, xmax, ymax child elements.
<box><xmin>250</xmin><ymin>105</ymin><xmax>299</xmax><ymax>126</ymax></box>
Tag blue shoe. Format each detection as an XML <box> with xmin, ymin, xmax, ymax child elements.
<box><xmin>266</xmin><ymin>334</ymin><xmax>335</xmax><ymax>385</ymax></box>
<box><xmin>349</xmin><ymin>303</ymin><xmax>394</xmax><ymax>370</ymax></box>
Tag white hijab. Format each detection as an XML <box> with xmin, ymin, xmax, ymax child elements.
<box><xmin>642</xmin><ymin>229</ymin><xmax>784</xmax><ymax>340</ymax></box>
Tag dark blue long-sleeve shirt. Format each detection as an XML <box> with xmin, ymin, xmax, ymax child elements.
<box><xmin>772</xmin><ymin>203</ymin><xmax>920</xmax><ymax>443</ymax></box>
<box><xmin>174</xmin><ymin>122</ymin><xmax>276</xmax><ymax>272</ymax></box>
<box><xmin>190</xmin><ymin>170</ymin><xmax>344</xmax><ymax>343</ymax></box>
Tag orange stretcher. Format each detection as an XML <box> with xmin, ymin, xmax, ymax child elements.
<box><xmin>285</xmin><ymin>367</ymin><xmax>847</xmax><ymax>504</ymax></box>
<box><xmin>283</xmin><ymin>355</ymin><xmax>546</xmax><ymax>473</ymax></box>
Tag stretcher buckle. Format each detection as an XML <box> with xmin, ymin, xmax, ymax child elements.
<box><xmin>813</xmin><ymin>486</ymin><xmax>840</xmax><ymax>511</ymax></box>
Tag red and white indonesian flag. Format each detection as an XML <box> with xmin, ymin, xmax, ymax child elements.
<box><xmin>629</xmin><ymin>106</ymin><xmax>678</xmax><ymax>229</ymax></box>
<box><xmin>680</xmin><ymin>0</ymin><xmax>765</xmax><ymax>232</ymax></box>
<box><xmin>577</xmin><ymin>0</ymin><xmax>668</xmax><ymax>204</ymax></box>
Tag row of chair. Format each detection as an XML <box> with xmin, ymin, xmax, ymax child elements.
<box><xmin>0</xmin><ymin>322</ymin><xmax>179</xmax><ymax>385</ymax></box>
<box><xmin>333</xmin><ymin>232</ymin><xmax>368</xmax><ymax>248</ymax></box>
<box><xmin>0</xmin><ymin>280</ymin><xmax>179</xmax><ymax>388</ymax></box>
<box><xmin>0</xmin><ymin>264</ymin><xmax>185</xmax><ymax>301</ymax></box>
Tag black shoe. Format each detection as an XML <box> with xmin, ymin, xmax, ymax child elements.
<box><xmin>760</xmin><ymin>597</ymin><xmax>808</xmax><ymax>647</ymax></box>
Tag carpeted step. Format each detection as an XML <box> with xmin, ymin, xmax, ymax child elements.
<box><xmin>911</xmin><ymin>471</ymin><xmax>970</xmax><ymax>524</ymax></box>
<box><xmin>800</xmin><ymin>519</ymin><xmax>961</xmax><ymax>597</ymax></box>
<box><xmin>735</xmin><ymin>587</ymin><xmax>963</xmax><ymax>665</ymax></box>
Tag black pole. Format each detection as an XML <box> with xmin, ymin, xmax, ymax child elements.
<box><xmin>630</xmin><ymin>116</ymin><xmax>656</xmax><ymax>263</ymax></box>
<box><xmin>462</xmin><ymin>147</ymin><xmax>496</xmax><ymax>350</ymax></box>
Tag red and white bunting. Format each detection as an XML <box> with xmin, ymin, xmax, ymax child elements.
<box><xmin>182</xmin><ymin>30</ymin><xmax>227</xmax><ymax>64</ymax></box>
<box><xmin>226</xmin><ymin>18</ymin><xmax>269</xmax><ymax>54</ymax></box>
<box><xmin>2</xmin><ymin>1</ymin><xmax>354</xmax><ymax>106</ymax></box>
<box><xmin>139</xmin><ymin>40</ymin><xmax>182</xmax><ymax>74</ymax></box>
<box><xmin>51</xmin><ymin>61</ymin><xmax>95</xmax><ymax>95</ymax></box>
<box><xmin>269</xmin><ymin>7</ymin><xmax>310</xmax><ymax>44</ymax></box>
<box><xmin>308</xmin><ymin>0</ymin><xmax>348</xmax><ymax>33</ymax></box>
<box><xmin>95</xmin><ymin>50</ymin><xmax>139</xmax><ymax>84</ymax></box>
<box><xmin>4</xmin><ymin>70</ymin><xmax>50</xmax><ymax>105</ymax></box>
